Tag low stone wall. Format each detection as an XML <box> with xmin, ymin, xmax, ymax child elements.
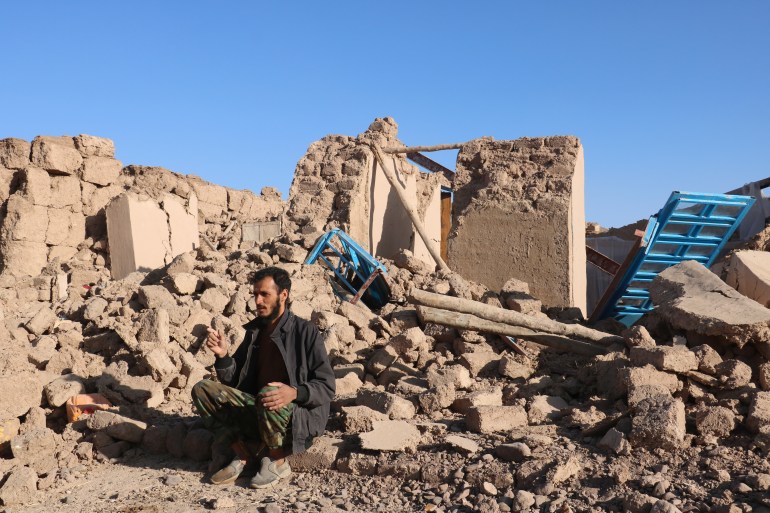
<box><xmin>0</xmin><ymin>135</ymin><xmax>285</xmax><ymax>280</ymax></box>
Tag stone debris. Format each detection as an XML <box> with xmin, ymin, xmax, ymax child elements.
<box><xmin>0</xmin><ymin>123</ymin><xmax>770</xmax><ymax>512</ymax></box>
<box><xmin>358</xmin><ymin>420</ymin><xmax>421</xmax><ymax>452</ymax></box>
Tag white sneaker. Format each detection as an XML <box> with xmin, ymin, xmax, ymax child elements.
<box><xmin>249</xmin><ymin>456</ymin><xmax>292</xmax><ymax>488</ymax></box>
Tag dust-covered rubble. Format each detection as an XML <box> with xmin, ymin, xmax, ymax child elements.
<box><xmin>2</xmin><ymin>123</ymin><xmax>770</xmax><ymax>512</ymax></box>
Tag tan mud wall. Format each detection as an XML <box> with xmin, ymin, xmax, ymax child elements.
<box><xmin>448</xmin><ymin>136</ymin><xmax>586</xmax><ymax>314</ymax></box>
<box><xmin>0</xmin><ymin>136</ymin><xmax>284</xmax><ymax>279</ymax></box>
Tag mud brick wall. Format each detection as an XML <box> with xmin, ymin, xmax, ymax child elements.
<box><xmin>285</xmin><ymin>118</ymin><xmax>445</xmax><ymax>265</ymax></box>
<box><xmin>0</xmin><ymin>135</ymin><xmax>285</xmax><ymax>279</ymax></box>
<box><xmin>448</xmin><ymin>136</ymin><xmax>587</xmax><ymax>314</ymax></box>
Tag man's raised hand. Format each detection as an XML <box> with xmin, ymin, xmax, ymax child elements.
<box><xmin>205</xmin><ymin>327</ymin><xmax>228</xmax><ymax>358</ymax></box>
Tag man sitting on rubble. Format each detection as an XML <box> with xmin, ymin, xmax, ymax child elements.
<box><xmin>191</xmin><ymin>266</ymin><xmax>335</xmax><ymax>488</ymax></box>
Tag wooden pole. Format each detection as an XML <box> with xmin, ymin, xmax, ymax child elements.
<box><xmin>383</xmin><ymin>143</ymin><xmax>466</xmax><ymax>154</ymax></box>
<box><xmin>409</xmin><ymin>288</ymin><xmax>622</xmax><ymax>345</ymax></box>
<box><xmin>369</xmin><ymin>144</ymin><xmax>450</xmax><ymax>272</ymax></box>
<box><xmin>416</xmin><ymin>306</ymin><xmax>607</xmax><ymax>356</ymax></box>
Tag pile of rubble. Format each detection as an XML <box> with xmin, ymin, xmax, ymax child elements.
<box><xmin>1</xmin><ymin>122</ymin><xmax>770</xmax><ymax>513</ymax></box>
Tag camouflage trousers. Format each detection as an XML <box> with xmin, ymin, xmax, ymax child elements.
<box><xmin>191</xmin><ymin>379</ymin><xmax>294</xmax><ymax>450</ymax></box>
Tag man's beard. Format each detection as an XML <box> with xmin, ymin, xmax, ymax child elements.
<box><xmin>254</xmin><ymin>302</ymin><xmax>282</xmax><ymax>328</ymax></box>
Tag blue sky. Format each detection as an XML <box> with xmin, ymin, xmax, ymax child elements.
<box><xmin>2</xmin><ymin>1</ymin><xmax>768</xmax><ymax>227</ymax></box>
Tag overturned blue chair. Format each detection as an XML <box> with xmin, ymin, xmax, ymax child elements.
<box><xmin>305</xmin><ymin>229</ymin><xmax>391</xmax><ymax>309</ymax></box>
<box><xmin>590</xmin><ymin>191</ymin><xmax>755</xmax><ymax>326</ymax></box>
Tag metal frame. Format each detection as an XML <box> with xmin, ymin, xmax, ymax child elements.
<box><xmin>594</xmin><ymin>191</ymin><xmax>755</xmax><ymax>326</ymax></box>
<box><xmin>305</xmin><ymin>229</ymin><xmax>389</xmax><ymax>307</ymax></box>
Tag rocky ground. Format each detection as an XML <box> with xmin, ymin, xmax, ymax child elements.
<box><xmin>1</xmin><ymin>229</ymin><xmax>770</xmax><ymax>513</ymax></box>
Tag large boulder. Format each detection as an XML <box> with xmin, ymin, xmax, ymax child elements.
<box><xmin>649</xmin><ymin>261</ymin><xmax>770</xmax><ymax>352</ymax></box>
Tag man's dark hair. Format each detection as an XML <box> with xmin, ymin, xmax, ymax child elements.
<box><xmin>252</xmin><ymin>266</ymin><xmax>291</xmax><ymax>294</ymax></box>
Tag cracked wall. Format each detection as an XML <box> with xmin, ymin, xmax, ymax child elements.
<box><xmin>447</xmin><ymin>136</ymin><xmax>587</xmax><ymax>315</ymax></box>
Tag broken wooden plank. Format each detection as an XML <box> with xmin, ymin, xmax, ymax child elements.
<box><xmin>409</xmin><ymin>288</ymin><xmax>622</xmax><ymax>345</ymax></box>
<box><xmin>406</xmin><ymin>152</ymin><xmax>455</xmax><ymax>183</ymax></box>
<box><xmin>416</xmin><ymin>305</ymin><xmax>608</xmax><ymax>356</ymax></box>
<box><xmin>586</xmin><ymin>245</ymin><xmax>621</xmax><ymax>276</ymax></box>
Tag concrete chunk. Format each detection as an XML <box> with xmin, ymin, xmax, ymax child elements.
<box><xmin>0</xmin><ymin>376</ymin><xmax>43</xmax><ymax>419</ymax></box>
<box><xmin>25</xmin><ymin>306</ymin><xmax>57</xmax><ymax>336</ymax></box>
<box><xmin>597</xmin><ymin>428</ymin><xmax>630</xmax><ymax>454</ymax></box>
<box><xmin>75</xmin><ymin>134</ymin><xmax>115</xmax><ymax>157</ymax></box>
<box><xmin>356</xmin><ymin>389</ymin><xmax>416</xmax><ymax>420</ymax></box>
<box><xmin>389</xmin><ymin>327</ymin><xmax>429</xmax><ymax>355</ymax></box>
<box><xmin>20</xmin><ymin>167</ymin><xmax>51</xmax><ymax>206</ymax></box>
<box><xmin>649</xmin><ymin>260</ymin><xmax>770</xmax><ymax>349</ymax></box>
<box><xmin>0</xmin><ymin>466</ymin><xmax>38</xmax><ymax>506</ymax></box>
<box><xmin>106</xmin><ymin>193</ymin><xmax>171</xmax><ymax>280</ymax></box>
<box><xmin>288</xmin><ymin>436</ymin><xmax>342</xmax><ymax>471</ymax></box>
<box><xmin>335</xmin><ymin>372</ymin><xmax>364</xmax><ymax>397</ymax></box>
<box><xmin>0</xmin><ymin>138</ymin><xmax>31</xmax><ymax>169</ymax></box>
<box><xmin>81</xmin><ymin>156</ymin><xmax>122</xmax><ymax>186</ymax></box>
<box><xmin>461</xmin><ymin>350</ymin><xmax>501</xmax><ymax>377</ymax></box>
<box><xmin>726</xmin><ymin>250</ymin><xmax>770</xmax><ymax>308</ymax></box>
<box><xmin>747</xmin><ymin>391</ymin><xmax>770</xmax><ymax>433</ymax></box>
<box><xmin>445</xmin><ymin>434</ymin><xmax>480</xmax><ymax>454</ymax></box>
<box><xmin>621</xmin><ymin>365</ymin><xmax>680</xmax><ymax>396</ymax></box>
<box><xmin>629</xmin><ymin>346</ymin><xmax>698</xmax><ymax>373</ymax></box>
<box><xmin>44</xmin><ymin>374</ymin><xmax>86</xmax><ymax>407</ymax></box>
<box><xmin>498</xmin><ymin>354</ymin><xmax>536</xmax><ymax>380</ymax></box>
<box><xmin>629</xmin><ymin>396</ymin><xmax>686</xmax><ymax>451</ymax></box>
<box><xmin>466</xmin><ymin>405</ymin><xmax>528</xmax><ymax>433</ymax></box>
<box><xmin>200</xmin><ymin>287</ymin><xmax>230</xmax><ymax>314</ymax></box>
<box><xmin>695</xmin><ymin>405</ymin><xmax>735</xmax><ymax>438</ymax></box>
<box><xmin>527</xmin><ymin>395</ymin><xmax>570</xmax><ymax>424</ymax></box>
<box><xmin>342</xmin><ymin>405</ymin><xmax>389</xmax><ymax>433</ymax></box>
<box><xmin>691</xmin><ymin>344</ymin><xmax>723</xmax><ymax>375</ymax></box>
<box><xmin>621</xmin><ymin>325</ymin><xmax>657</xmax><ymax>348</ymax></box>
<box><xmin>359</xmin><ymin>420</ymin><xmax>421</xmax><ymax>452</ymax></box>
<box><xmin>452</xmin><ymin>388</ymin><xmax>503</xmax><ymax>414</ymax></box>
<box><xmin>86</xmin><ymin>410</ymin><xmax>147</xmax><ymax>443</ymax></box>
<box><xmin>2</xmin><ymin>194</ymin><xmax>49</xmax><ymax>243</ymax></box>
<box><xmin>30</xmin><ymin>135</ymin><xmax>82</xmax><ymax>174</ymax></box>
<box><xmin>138</xmin><ymin>285</ymin><xmax>177</xmax><ymax>311</ymax></box>
<box><xmin>427</xmin><ymin>365</ymin><xmax>474</xmax><ymax>390</ymax></box>
<box><xmin>714</xmin><ymin>359</ymin><xmax>752</xmax><ymax>389</ymax></box>
<box><xmin>170</xmin><ymin>272</ymin><xmax>200</xmax><ymax>295</ymax></box>
<box><xmin>417</xmin><ymin>382</ymin><xmax>456</xmax><ymax>413</ymax></box>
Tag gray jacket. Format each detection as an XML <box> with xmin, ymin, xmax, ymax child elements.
<box><xmin>213</xmin><ymin>310</ymin><xmax>335</xmax><ymax>455</ymax></box>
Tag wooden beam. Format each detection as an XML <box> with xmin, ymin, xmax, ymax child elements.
<box><xmin>586</xmin><ymin>246</ymin><xmax>621</xmax><ymax>276</ymax></box>
<box><xmin>406</xmin><ymin>152</ymin><xmax>455</xmax><ymax>183</ymax></box>
<box><xmin>409</xmin><ymin>288</ymin><xmax>622</xmax><ymax>345</ymax></box>
<box><xmin>440</xmin><ymin>191</ymin><xmax>452</xmax><ymax>263</ymax></box>
<box><xmin>383</xmin><ymin>143</ymin><xmax>466</xmax><ymax>154</ymax></box>
<box><xmin>369</xmin><ymin>144</ymin><xmax>450</xmax><ymax>272</ymax></box>
<box><xmin>416</xmin><ymin>306</ymin><xmax>607</xmax><ymax>356</ymax></box>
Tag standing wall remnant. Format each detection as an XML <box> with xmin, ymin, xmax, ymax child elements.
<box><xmin>286</xmin><ymin>118</ymin><xmax>445</xmax><ymax>266</ymax></box>
<box><xmin>447</xmin><ymin>136</ymin><xmax>587</xmax><ymax>315</ymax></box>
<box><xmin>106</xmin><ymin>192</ymin><xmax>199</xmax><ymax>280</ymax></box>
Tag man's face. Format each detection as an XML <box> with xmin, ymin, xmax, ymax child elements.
<box><xmin>253</xmin><ymin>276</ymin><xmax>288</xmax><ymax>325</ymax></box>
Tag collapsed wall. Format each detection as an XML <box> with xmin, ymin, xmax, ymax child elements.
<box><xmin>0</xmin><ymin>136</ymin><xmax>285</xmax><ymax>281</ymax></box>
<box><xmin>447</xmin><ymin>136</ymin><xmax>587</xmax><ymax>315</ymax></box>
<box><xmin>285</xmin><ymin>118</ymin><xmax>445</xmax><ymax>266</ymax></box>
